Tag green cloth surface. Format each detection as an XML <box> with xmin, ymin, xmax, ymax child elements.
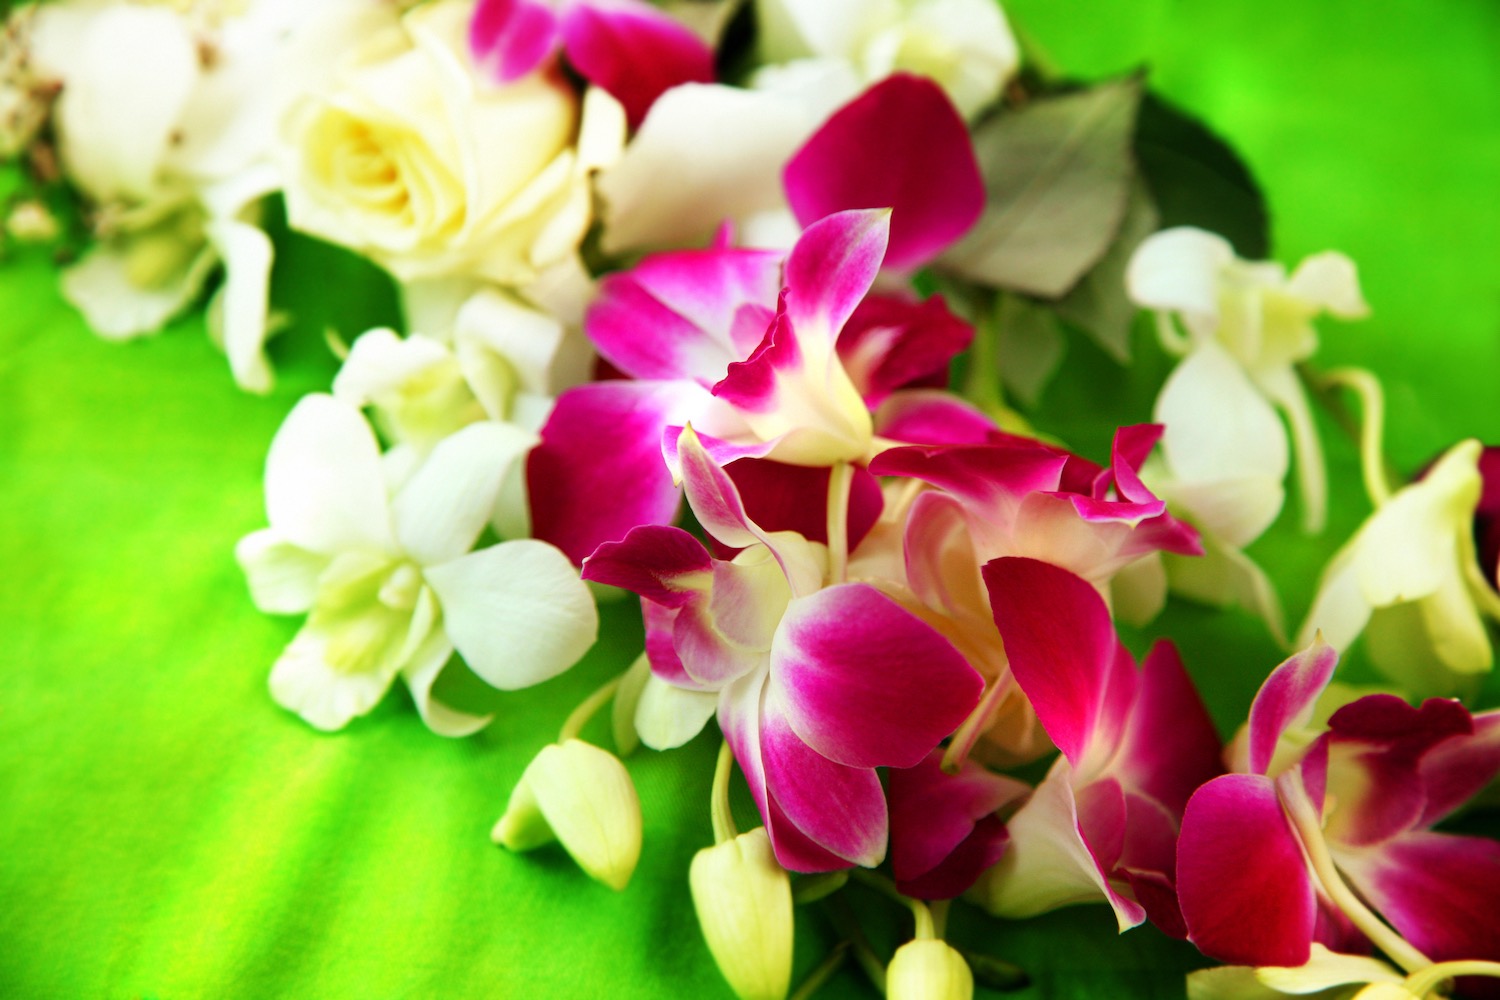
<box><xmin>2</xmin><ymin>2</ymin><xmax>1498</xmax><ymax>997</ymax></box>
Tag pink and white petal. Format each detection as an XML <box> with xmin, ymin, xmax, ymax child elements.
<box><xmin>671</xmin><ymin>555</ymin><xmax>788</xmax><ymax>687</ymax></box>
<box><xmin>983</xmin><ymin>557</ymin><xmax>1119</xmax><ymax>766</ymax></box>
<box><xmin>400</xmin><ymin>631</ymin><xmax>493</xmax><ymax>737</ymax></box>
<box><xmin>393</xmin><ymin>420</ymin><xmax>538</xmax><ymax>567</ymax></box>
<box><xmin>424</xmin><ymin>540</ymin><xmax>598</xmax><ymax>690</ymax></box>
<box><xmin>1106</xmin><ymin>424</ymin><xmax>1165</xmax><ymax>505</ymax></box>
<box><xmin>1248</xmin><ymin>637</ymin><xmax>1340</xmax><ymax>776</ymax></box>
<box><xmin>642</xmin><ymin>599</ymin><xmax>700</xmax><ymax>688</ymax></box>
<box><xmin>1176</xmin><ymin>774</ymin><xmax>1317</xmax><ymax>967</ymax></box>
<box><xmin>870</xmin><ymin>443</ymin><xmax>1067</xmax><ymax>528</ymax></box>
<box><xmin>558</xmin><ymin>0</ymin><xmax>715</xmax><ymax>129</ymax></box>
<box><xmin>582</xmin><ymin>525</ymin><xmax>713</xmax><ymax>609</ymax></box>
<box><xmin>265</xmin><ymin>394</ymin><xmax>395</xmax><ymax>555</ymax></box>
<box><xmin>888</xmin><ymin>749</ymin><xmax>1028</xmax><ymax>886</ymax></box>
<box><xmin>588</xmin><ymin>249</ymin><xmax>781</xmax><ymax>382</ymax></box>
<box><xmin>837</xmin><ymin>294</ymin><xmax>973</xmax><ymax>408</ymax></box>
<box><xmin>634</xmin><ymin>673</ymin><xmax>720</xmax><ymax>750</ymax></box>
<box><xmin>1116</xmin><ymin>641</ymin><xmax>1223</xmax><ymax>815</ymax></box>
<box><xmin>973</xmin><ymin>761</ymin><xmax>1145</xmax><ymax>930</ymax></box>
<box><xmin>771</xmin><ymin>583</ymin><xmax>982</xmax><ymax>769</ymax></box>
<box><xmin>723</xmin><ymin>458</ymin><xmax>884</xmax><ymax>552</ymax></box>
<box><xmin>1418</xmin><ymin>710</ymin><xmax>1500</xmax><ymax>827</ymax></box>
<box><xmin>528</xmin><ymin>380</ymin><xmax>700</xmax><ymax>564</ymax></box>
<box><xmin>1337</xmin><ymin>831</ymin><xmax>1500</xmax><ymax>964</ymax></box>
<box><xmin>784</xmin><ymin>75</ymin><xmax>983</xmax><ymax>272</ymax></box>
<box><xmin>759</xmin><ymin>698</ymin><xmax>888</xmax><ymax>868</ymax></box>
<box><xmin>1075</xmin><ymin>776</ymin><xmax>1128</xmax><ymax>874</ymax></box>
<box><xmin>468</xmin><ymin>0</ymin><xmax>561</xmax><ymax>83</ymax></box>
<box><xmin>236</xmin><ymin>529</ymin><xmax>328</xmax><ymax>615</ymax></box>
<box><xmin>781</xmin><ymin>209</ymin><xmax>891</xmax><ymax>350</ymax></box>
<box><xmin>873</xmin><ymin>390</ymin><xmax>998</xmax><ymax>446</ymax></box>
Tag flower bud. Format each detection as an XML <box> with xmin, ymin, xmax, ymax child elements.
<box><xmin>689</xmin><ymin>827</ymin><xmax>793</xmax><ymax>1000</ymax></box>
<box><xmin>1350</xmin><ymin>987</ymin><xmax>1419</xmax><ymax>1000</ymax></box>
<box><xmin>492</xmin><ymin>739</ymin><xmax>642</xmax><ymax>891</ymax></box>
<box><xmin>886</xmin><ymin>939</ymin><xmax>973</xmax><ymax>1000</ymax></box>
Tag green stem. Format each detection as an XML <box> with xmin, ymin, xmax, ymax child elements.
<box><xmin>942</xmin><ymin>673</ymin><xmax>1012</xmax><ymax>774</ymax></box>
<box><xmin>1406</xmin><ymin>960</ymin><xmax>1500</xmax><ymax>997</ymax></box>
<box><xmin>826</xmin><ymin>460</ymin><xmax>854</xmax><ymax>587</ymax></box>
<box><xmin>788</xmin><ymin>942</ymin><xmax>850</xmax><ymax>1000</ymax></box>
<box><xmin>929</xmin><ymin>899</ymin><xmax>950</xmax><ymax>940</ymax></box>
<box><xmin>963</xmin><ymin>292</ymin><xmax>1003</xmax><ymax>412</ymax></box>
<box><xmin>824</xmin><ymin>895</ymin><xmax>886</xmax><ymax>995</ymax></box>
<box><xmin>709</xmin><ymin>740</ymin><xmax>738</xmax><ymax>844</ymax></box>
<box><xmin>1278</xmin><ymin>773</ymin><xmax>1429</xmax><ymax>974</ymax></box>
<box><xmin>850</xmin><ymin>870</ymin><xmax>935</xmax><ymax>940</ymax></box>
<box><xmin>1318</xmin><ymin>367</ymin><xmax>1392</xmax><ymax>508</ymax></box>
<box><xmin>558</xmin><ymin>675</ymin><xmax>622</xmax><ymax>743</ymax></box>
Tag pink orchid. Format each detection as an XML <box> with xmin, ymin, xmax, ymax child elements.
<box><xmin>862</xmin><ymin>428</ymin><xmax>1202</xmax><ymax>766</ymax></box>
<box><xmin>469</xmin><ymin>0</ymin><xmax>714</xmax><ymax>127</ymax></box>
<box><xmin>1176</xmin><ymin>638</ymin><xmax>1500</xmax><ymax>972</ymax></box>
<box><xmin>528</xmin><ymin>209</ymin><xmax>977</xmax><ymax>563</ymax></box>
<box><xmin>971</xmin><ymin>557</ymin><xmax>1222</xmax><ymax>932</ymax></box>
<box><xmin>582</xmin><ymin>428</ymin><xmax>984</xmax><ymax>871</ymax></box>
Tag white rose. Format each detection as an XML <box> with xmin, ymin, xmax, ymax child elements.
<box><xmin>281</xmin><ymin>0</ymin><xmax>620</xmax><ymax>287</ymax></box>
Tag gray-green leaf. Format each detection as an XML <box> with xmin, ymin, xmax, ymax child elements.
<box><xmin>940</xmin><ymin>76</ymin><xmax>1143</xmax><ymax>297</ymax></box>
<box><xmin>1054</xmin><ymin>180</ymin><xmax>1160</xmax><ymax>362</ymax></box>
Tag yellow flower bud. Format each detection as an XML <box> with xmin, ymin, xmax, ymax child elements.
<box><xmin>1350</xmin><ymin>987</ymin><xmax>1419</xmax><ymax>1000</ymax></box>
<box><xmin>886</xmin><ymin>939</ymin><xmax>973</xmax><ymax>1000</ymax></box>
<box><xmin>689</xmin><ymin>827</ymin><xmax>794</xmax><ymax>1000</ymax></box>
<box><xmin>492</xmin><ymin>739</ymin><xmax>642</xmax><ymax>891</ymax></box>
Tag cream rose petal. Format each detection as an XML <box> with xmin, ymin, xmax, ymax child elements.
<box><xmin>424</xmin><ymin>540</ymin><xmax>598</xmax><ymax>691</ymax></box>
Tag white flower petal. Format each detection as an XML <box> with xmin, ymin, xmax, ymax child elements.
<box><xmin>333</xmin><ymin>328</ymin><xmax>455</xmax><ymax>408</ymax></box>
<box><xmin>60</xmin><ymin>239</ymin><xmax>217</xmax><ymax>341</ymax></box>
<box><xmin>1255</xmin><ymin>944</ymin><xmax>1405</xmax><ymax>993</ymax></box>
<box><xmin>205</xmin><ymin>217</ymin><xmax>275</xmax><ymax>393</ymax></box>
<box><xmin>392</xmin><ymin>420</ymin><xmax>537</xmax><ymax>566</ymax></box>
<box><xmin>268</xmin><ymin>619</ymin><xmax>404</xmax><ymax>731</ymax></box>
<box><xmin>1298</xmin><ymin>546</ymin><xmax>1371</xmax><ymax>654</ymax></box>
<box><xmin>454</xmin><ymin>289</ymin><xmax>566</xmax><ymax>413</ymax></box>
<box><xmin>265</xmin><ymin>394</ymin><xmax>395</xmax><ymax>554</ymax></box>
<box><xmin>635</xmin><ymin>674</ymin><xmax>720</xmax><ymax>751</ymax></box>
<box><xmin>1287</xmin><ymin>252</ymin><xmax>1369</xmax><ymax>319</ymax></box>
<box><xmin>1159</xmin><ymin>342</ymin><xmax>1289</xmax><ymax>488</ymax></box>
<box><xmin>400</xmin><ymin>629</ymin><xmax>492</xmax><ymax>737</ymax></box>
<box><xmin>1126</xmin><ymin>226</ymin><xmax>1235</xmax><ymax>332</ymax></box>
<box><xmin>235</xmin><ymin>528</ymin><xmax>328</xmax><ymax>614</ymax></box>
<box><xmin>425</xmin><ymin>540</ymin><xmax>598</xmax><ymax>690</ymax></box>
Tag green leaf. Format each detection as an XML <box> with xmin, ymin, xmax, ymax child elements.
<box><xmin>997</xmin><ymin>292</ymin><xmax>1066</xmax><ymax>408</ymax></box>
<box><xmin>1134</xmin><ymin>92</ymin><xmax>1270</xmax><ymax>258</ymax></box>
<box><xmin>1053</xmin><ymin>179</ymin><xmax>1160</xmax><ymax>362</ymax></box>
<box><xmin>940</xmin><ymin>75</ymin><xmax>1143</xmax><ymax>297</ymax></box>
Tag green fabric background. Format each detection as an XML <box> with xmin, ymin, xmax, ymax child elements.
<box><xmin>2</xmin><ymin>2</ymin><xmax>1497</xmax><ymax>997</ymax></box>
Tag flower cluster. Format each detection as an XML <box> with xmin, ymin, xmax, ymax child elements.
<box><xmin>8</xmin><ymin>0</ymin><xmax>1500</xmax><ymax>997</ymax></box>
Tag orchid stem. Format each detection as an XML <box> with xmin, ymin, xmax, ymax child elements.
<box><xmin>824</xmin><ymin>895</ymin><xmax>887</xmax><ymax>994</ymax></box>
<box><xmin>1318</xmin><ymin>366</ymin><xmax>1392</xmax><ymax>508</ymax></box>
<box><xmin>709</xmin><ymin>740</ymin><xmax>738</xmax><ymax>845</ymax></box>
<box><xmin>1405</xmin><ymin>960</ymin><xmax>1500</xmax><ymax>997</ymax></box>
<box><xmin>558</xmin><ymin>675</ymin><xmax>622</xmax><ymax>743</ymax></box>
<box><xmin>963</xmin><ymin>292</ymin><xmax>1003</xmax><ymax>413</ymax></box>
<box><xmin>1278</xmin><ymin>773</ymin><xmax>1430</xmax><ymax>974</ymax></box>
<box><xmin>850</xmin><ymin>870</ymin><xmax>935</xmax><ymax>940</ymax></box>
<box><xmin>929</xmin><ymin>898</ymin><xmax>950</xmax><ymax>940</ymax></box>
<box><xmin>942</xmin><ymin>673</ymin><xmax>1011</xmax><ymax>774</ymax></box>
<box><xmin>827</xmin><ymin>461</ymin><xmax>854</xmax><ymax>586</ymax></box>
<box><xmin>789</xmin><ymin>941</ymin><xmax>850</xmax><ymax>1000</ymax></box>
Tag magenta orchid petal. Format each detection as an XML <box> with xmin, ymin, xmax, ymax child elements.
<box><xmin>1177</xmin><ymin>773</ymin><xmax>1318</xmax><ymax>967</ymax></box>
<box><xmin>723</xmin><ymin>459</ymin><xmax>884</xmax><ymax>553</ymax></box>
<box><xmin>1107</xmin><ymin>424</ymin><xmax>1165</xmax><ymax>505</ymax></box>
<box><xmin>874</xmin><ymin>390</ymin><xmax>998</xmax><ymax>445</ymax></box>
<box><xmin>712</xmin><ymin>305</ymin><xmax>803</xmax><ymax>415</ymax></box>
<box><xmin>469</xmin><ymin>0</ymin><xmax>561</xmax><ymax>83</ymax></box>
<box><xmin>1337</xmin><ymin>831</ymin><xmax>1500</xmax><ymax>965</ymax></box>
<box><xmin>837</xmin><ymin>294</ymin><xmax>974</xmax><ymax>408</ymax></box>
<box><xmin>1115</xmin><ymin>641</ymin><xmax>1224</xmax><ymax>815</ymax></box>
<box><xmin>983</xmin><ymin>557</ymin><xmax>1118</xmax><ymax>765</ymax></box>
<box><xmin>759</xmin><ymin>695</ymin><xmax>888</xmax><ymax>868</ymax></box>
<box><xmin>1119</xmin><ymin>791</ymin><xmax>1182</xmax><ymax>880</ymax></box>
<box><xmin>903</xmin><ymin>491</ymin><xmax>987</xmax><ymax>618</ymax></box>
<box><xmin>528</xmin><ymin>380</ymin><xmax>699</xmax><ymax>564</ymax></box>
<box><xmin>642</xmin><ymin>599</ymin><xmax>703</xmax><ymax>688</ymax></box>
<box><xmin>1123</xmin><ymin>869</ymin><xmax>1188</xmax><ymax>939</ymax></box>
<box><xmin>783</xmin><ymin>74</ymin><xmax>983</xmax><ymax>272</ymax></box>
<box><xmin>871</xmin><ymin>443</ymin><xmax>1068</xmax><ymax>527</ymax></box>
<box><xmin>900</xmin><ymin>815</ymin><xmax>1011</xmax><ymax>900</ymax></box>
<box><xmin>1247</xmin><ymin>637</ymin><xmax>1340</xmax><ymax>776</ymax></box>
<box><xmin>1075</xmin><ymin>776</ymin><xmax>1128</xmax><ymax>875</ymax></box>
<box><xmin>771</xmin><ymin>583</ymin><xmax>982</xmax><ymax>770</ymax></box>
<box><xmin>582</xmin><ymin>524</ymin><xmax>712</xmax><ymax>608</ymax></box>
<box><xmin>1418</xmin><ymin>710</ymin><xmax>1500</xmax><ymax>827</ymax></box>
<box><xmin>889</xmin><ymin>750</ymin><xmax>1028</xmax><ymax>892</ymax></box>
<box><xmin>557</xmin><ymin>0</ymin><xmax>715</xmax><ymax>129</ymax></box>
<box><xmin>782</xmin><ymin>209</ymin><xmax>891</xmax><ymax>348</ymax></box>
<box><xmin>587</xmin><ymin>247</ymin><xmax>782</xmax><ymax>383</ymax></box>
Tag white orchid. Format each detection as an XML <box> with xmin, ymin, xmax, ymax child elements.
<box><xmin>1298</xmin><ymin>439</ymin><xmax>1500</xmax><ymax>698</ymax></box>
<box><xmin>1128</xmin><ymin>226</ymin><xmax>1368</xmax><ymax>538</ymax></box>
<box><xmin>236</xmin><ymin>394</ymin><xmax>598</xmax><ymax>734</ymax></box>
<box><xmin>27</xmin><ymin>0</ymin><xmax>391</xmax><ymax>390</ymax></box>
